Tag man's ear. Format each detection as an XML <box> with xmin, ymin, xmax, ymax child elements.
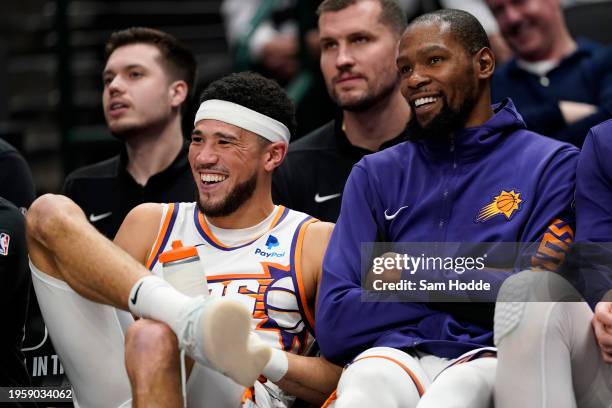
<box><xmin>474</xmin><ymin>47</ymin><xmax>495</xmax><ymax>80</ymax></box>
<box><xmin>263</xmin><ymin>142</ymin><xmax>288</xmax><ymax>172</ymax></box>
<box><xmin>169</xmin><ymin>80</ymin><xmax>188</xmax><ymax>107</ymax></box>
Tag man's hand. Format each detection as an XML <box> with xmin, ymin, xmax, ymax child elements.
<box><xmin>592</xmin><ymin>301</ymin><xmax>612</xmax><ymax>363</ymax></box>
<box><xmin>559</xmin><ymin>101</ymin><xmax>597</xmax><ymax>124</ymax></box>
<box><xmin>365</xmin><ymin>252</ymin><xmax>404</xmax><ymax>290</ymax></box>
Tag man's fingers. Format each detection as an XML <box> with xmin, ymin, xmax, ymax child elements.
<box><xmin>594</xmin><ymin>302</ymin><xmax>612</xmax><ymax>326</ymax></box>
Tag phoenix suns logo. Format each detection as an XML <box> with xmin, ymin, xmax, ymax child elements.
<box><xmin>476</xmin><ymin>190</ymin><xmax>523</xmax><ymax>222</ymax></box>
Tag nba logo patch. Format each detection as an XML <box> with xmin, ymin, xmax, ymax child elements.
<box><xmin>0</xmin><ymin>232</ymin><xmax>10</xmax><ymax>256</ymax></box>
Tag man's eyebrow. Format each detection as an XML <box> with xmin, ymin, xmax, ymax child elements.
<box><xmin>102</xmin><ymin>64</ymin><xmax>145</xmax><ymax>76</ymax></box>
<box><xmin>347</xmin><ymin>30</ymin><xmax>373</xmax><ymax>38</ymax></box>
<box><xmin>190</xmin><ymin>129</ymin><xmax>240</xmax><ymax>140</ymax></box>
<box><xmin>214</xmin><ymin>131</ymin><xmax>239</xmax><ymax>141</ymax></box>
<box><xmin>417</xmin><ymin>45</ymin><xmax>448</xmax><ymax>55</ymax></box>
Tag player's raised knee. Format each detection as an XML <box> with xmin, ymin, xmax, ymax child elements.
<box><xmin>343</xmin><ymin>355</ymin><xmax>400</xmax><ymax>389</ymax></box>
<box><xmin>27</xmin><ymin>194</ymin><xmax>84</xmax><ymax>240</ymax></box>
<box><xmin>125</xmin><ymin>319</ymin><xmax>178</xmax><ymax>366</ymax></box>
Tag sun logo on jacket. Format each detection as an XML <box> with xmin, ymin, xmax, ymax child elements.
<box><xmin>476</xmin><ymin>190</ymin><xmax>523</xmax><ymax>222</ymax></box>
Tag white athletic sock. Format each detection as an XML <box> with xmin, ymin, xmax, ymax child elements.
<box><xmin>128</xmin><ymin>276</ymin><xmax>272</xmax><ymax>388</ymax></box>
<box><xmin>128</xmin><ymin>275</ymin><xmax>194</xmax><ymax>335</ymax></box>
<box><xmin>262</xmin><ymin>347</ymin><xmax>288</xmax><ymax>382</ymax></box>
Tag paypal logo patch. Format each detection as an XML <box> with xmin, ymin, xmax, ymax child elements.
<box><xmin>256</xmin><ymin>235</ymin><xmax>285</xmax><ymax>258</ymax></box>
<box><xmin>265</xmin><ymin>235</ymin><xmax>279</xmax><ymax>250</ymax></box>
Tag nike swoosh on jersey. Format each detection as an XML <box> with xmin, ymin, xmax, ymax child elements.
<box><xmin>89</xmin><ymin>211</ymin><xmax>112</xmax><ymax>223</ymax></box>
<box><xmin>314</xmin><ymin>193</ymin><xmax>342</xmax><ymax>203</ymax></box>
<box><xmin>384</xmin><ymin>206</ymin><xmax>408</xmax><ymax>220</ymax></box>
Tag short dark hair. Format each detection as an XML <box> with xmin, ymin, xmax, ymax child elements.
<box><xmin>409</xmin><ymin>9</ymin><xmax>490</xmax><ymax>55</ymax></box>
<box><xmin>199</xmin><ymin>72</ymin><xmax>297</xmax><ymax>140</ymax></box>
<box><xmin>105</xmin><ymin>27</ymin><xmax>197</xmax><ymax>98</ymax></box>
<box><xmin>317</xmin><ymin>0</ymin><xmax>407</xmax><ymax>37</ymax></box>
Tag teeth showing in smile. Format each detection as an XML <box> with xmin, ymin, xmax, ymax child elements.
<box><xmin>414</xmin><ymin>97</ymin><xmax>438</xmax><ymax>107</ymax></box>
<box><xmin>110</xmin><ymin>103</ymin><xmax>126</xmax><ymax>110</ymax></box>
<box><xmin>201</xmin><ymin>174</ymin><xmax>227</xmax><ymax>184</ymax></box>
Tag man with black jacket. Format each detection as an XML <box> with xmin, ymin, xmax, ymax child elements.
<box><xmin>273</xmin><ymin>0</ymin><xmax>411</xmax><ymax>222</ymax></box>
<box><xmin>63</xmin><ymin>27</ymin><xmax>198</xmax><ymax>239</ymax></box>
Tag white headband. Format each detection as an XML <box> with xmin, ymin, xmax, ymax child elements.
<box><xmin>194</xmin><ymin>99</ymin><xmax>291</xmax><ymax>144</ymax></box>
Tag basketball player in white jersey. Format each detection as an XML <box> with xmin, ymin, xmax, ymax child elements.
<box><xmin>26</xmin><ymin>72</ymin><xmax>340</xmax><ymax>407</ymax></box>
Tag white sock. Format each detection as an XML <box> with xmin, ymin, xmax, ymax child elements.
<box><xmin>262</xmin><ymin>347</ymin><xmax>288</xmax><ymax>382</ymax></box>
<box><xmin>128</xmin><ymin>275</ymin><xmax>195</xmax><ymax>335</ymax></box>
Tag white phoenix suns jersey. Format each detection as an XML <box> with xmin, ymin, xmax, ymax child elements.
<box><xmin>146</xmin><ymin>202</ymin><xmax>317</xmax><ymax>356</ymax></box>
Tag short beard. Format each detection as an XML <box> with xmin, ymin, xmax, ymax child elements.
<box><xmin>407</xmin><ymin>94</ymin><xmax>476</xmax><ymax>142</ymax></box>
<box><xmin>196</xmin><ymin>171</ymin><xmax>258</xmax><ymax>217</ymax></box>
<box><xmin>332</xmin><ymin>74</ymin><xmax>399</xmax><ymax>113</ymax></box>
<box><xmin>109</xmin><ymin>115</ymin><xmax>168</xmax><ymax>141</ymax></box>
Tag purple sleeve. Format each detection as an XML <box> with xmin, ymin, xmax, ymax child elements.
<box><xmin>522</xmin><ymin>145</ymin><xmax>579</xmax><ymax>272</ymax></box>
<box><xmin>573</xmin><ymin>124</ymin><xmax>612</xmax><ymax>304</ymax></box>
<box><xmin>576</xmin><ymin>126</ymin><xmax>612</xmax><ymax>242</ymax></box>
<box><xmin>315</xmin><ymin>165</ymin><xmax>431</xmax><ymax>364</ymax></box>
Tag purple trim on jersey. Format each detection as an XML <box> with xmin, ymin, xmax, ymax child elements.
<box><xmin>265</xmin><ymin>287</ymin><xmax>295</xmax><ymax>298</ymax></box>
<box><xmin>275</xmin><ymin>206</ymin><xmax>290</xmax><ymax>226</ymax></box>
<box><xmin>259</xmin><ymin>262</ymin><xmax>311</xmax><ymax>352</ymax></box>
<box><xmin>148</xmin><ymin>203</ymin><xmax>179</xmax><ymax>271</ymax></box>
<box><xmin>289</xmin><ymin>215</ymin><xmax>316</xmax><ymax>336</ymax></box>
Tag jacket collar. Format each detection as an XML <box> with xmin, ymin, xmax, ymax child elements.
<box><xmin>415</xmin><ymin>98</ymin><xmax>526</xmax><ymax>163</ymax></box>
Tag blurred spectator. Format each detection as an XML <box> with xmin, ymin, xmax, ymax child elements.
<box><xmin>487</xmin><ymin>0</ymin><xmax>612</xmax><ymax>146</ymax></box>
<box><xmin>221</xmin><ymin>0</ymin><xmax>320</xmax><ymax>83</ymax></box>
<box><xmin>62</xmin><ymin>27</ymin><xmax>198</xmax><ymax>239</ymax></box>
<box><xmin>273</xmin><ymin>0</ymin><xmax>411</xmax><ymax>222</ymax></box>
<box><xmin>221</xmin><ymin>0</ymin><xmax>336</xmax><ymax>139</ymax></box>
<box><xmin>0</xmin><ymin>197</ymin><xmax>31</xmax><ymax>392</ymax></box>
<box><xmin>0</xmin><ymin>138</ymin><xmax>35</xmax><ymax>214</ymax></box>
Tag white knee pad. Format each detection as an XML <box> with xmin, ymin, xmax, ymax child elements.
<box><xmin>494</xmin><ymin>270</ymin><xmax>581</xmax><ymax>346</ymax></box>
<box><xmin>332</xmin><ymin>347</ymin><xmax>428</xmax><ymax>408</ymax></box>
<box><xmin>494</xmin><ymin>270</ymin><xmax>536</xmax><ymax>346</ymax></box>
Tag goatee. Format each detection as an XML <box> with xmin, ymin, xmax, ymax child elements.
<box><xmin>407</xmin><ymin>95</ymin><xmax>476</xmax><ymax>142</ymax></box>
<box><xmin>196</xmin><ymin>172</ymin><xmax>258</xmax><ymax>217</ymax></box>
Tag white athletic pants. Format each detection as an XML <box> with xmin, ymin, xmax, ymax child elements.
<box><xmin>326</xmin><ymin>346</ymin><xmax>496</xmax><ymax>408</ymax></box>
<box><xmin>494</xmin><ymin>270</ymin><xmax>612</xmax><ymax>408</ymax></box>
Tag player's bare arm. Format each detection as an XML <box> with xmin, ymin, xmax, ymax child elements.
<box><xmin>113</xmin><ymin>203</ymin><xmax>164</xmax><ymax>264</ymax></box>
